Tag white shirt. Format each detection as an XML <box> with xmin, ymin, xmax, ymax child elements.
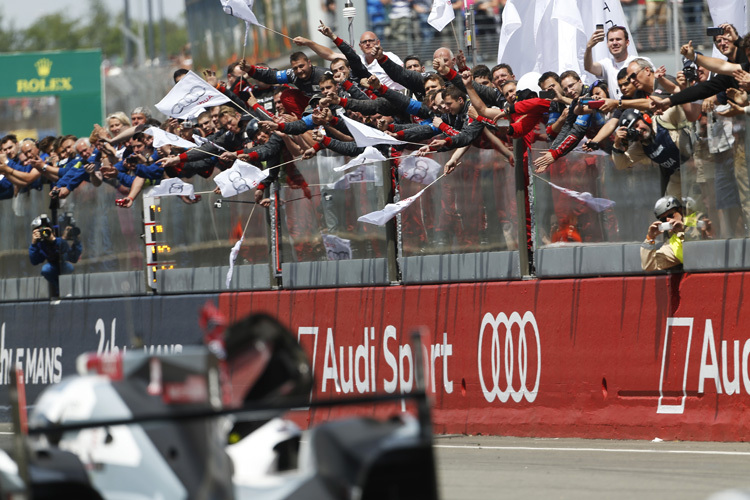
<box><xmin>361</xmin><ymin>51</ymin><xmax>405</xmax><ymax>91</ymax></box>
<box><xmin>597</xmin><ymin>53</ymin><xmax>654</xmax><ymax>100</ymax></box>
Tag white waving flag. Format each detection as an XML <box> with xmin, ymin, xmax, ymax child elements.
<box><xmin>327</xmin><ymin>165</ymin><xmax>377</xmax><ymax>189</ymax></box>
<box><xmin>428</xmin><ymin>0</ymin><xmax>455</xmax><ymax>31</ymax></box>
<box><xmin>341</xmin><ymin>115</ymin><xmax>406</xmax><ymax>147</ymax></box>
<box><xmin>358</xmin><ymin>190</ymin><xmax>428</xmax><ymax>226</ymax></box>
<box><xmin>156</xmin><ymin>71</ymin><xmax>230</xmax><ymax>119</ymax></box>
<box><xmin>214</xmin><ymin>160</ymin><xmax>269</xmax><ymax>197</ymax></box>
<box><xmin>333</xmin><ymin>147</ymin><xmax>387</xmax><ymax>172</ymax></box>
<box><xmin>398</xmin><ymin>155</ymin><xmax>441</xmax><ymax>185</ymax></box>
<box><xmin>322</xmin><ymin>234</ymin><xmax>353</xmax><ymax>260</ymax></box>
<box><xmin>226</xmin><ymin>236</ymin><xmax>244</xmax><ymax>288</ymax></box>
<box><xmin>549</xmin><ymin>181</ymin><xmax>615</xmax><ymax>212</ymax></box>
<box><xmin>146</xmin><ymin>178</ymin><xmax>196</xmax><ymax>199</ymax></box>
<box><xmin>144</xmin><ymin>126</ymin><xmax>197</xmax><ymax>149</ymax></box>
<box><xmin>221</xmin><ymin>0</ymin><xmax>264</xmax><ymax>27</ymax></box>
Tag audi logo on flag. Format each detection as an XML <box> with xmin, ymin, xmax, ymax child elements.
<box><xmin>477</xmin><ymin>311</ymin><xmax>541</xmax><ymax>403</ymax></box>
<box><xmin>171</xmin><ymin>85</ymin><xmax>208</xmax><ymax>116</ymax></box>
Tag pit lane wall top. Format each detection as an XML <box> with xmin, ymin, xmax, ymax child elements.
<box><xmin>1</xmin><ymin>272</ymin><xmax>749</xmax><ymax>442</ymax></box>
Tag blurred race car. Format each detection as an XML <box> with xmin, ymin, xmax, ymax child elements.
<box><xmin>0</xmin><ymin>311</ymin><xmax>438</xmax><ymax>500</ymax></box>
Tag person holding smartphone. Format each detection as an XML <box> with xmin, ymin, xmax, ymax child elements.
<box><xmin>641</xmin><ymin>196</ymin><xmax>685</xmax><ymax>271</ymax></box>
<box><xmin>584</xmin><ymin>25</ymin><xmax>642</xmax><ymax>100</ymax></box>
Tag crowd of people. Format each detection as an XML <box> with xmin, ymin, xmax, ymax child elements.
<box><xmin>2</xmin><ymin>18</ymin><xmax>750</xmax><ymax>281</ymax></box>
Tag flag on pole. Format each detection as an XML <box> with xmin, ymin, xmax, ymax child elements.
<box><xmin>327</xmin><ymin>166</ymin><xmax>377</xmax><ymax>189</ymax></box>
<box><xmin>146</xmin><ymin>178</ymin><xmax>196</xmax><ymax>199</ymax></box>
<box><xmin>358</xmin><ymin>190</ymin><xmax>428</xmax><ymax>226</ymax></box>
<box><xmin>156</xmin><ymin>70</ymin><xmax>230</xmax><ymax>119</ymax></box>
<box><xmin>322</xmin><ymin>234</ymin><xmax>353</xmax><ymax>260</ymax></box>
<box><xmin>428</xmin><ymin>0</ymin><xmax>455</xmax><ymax>31</ymax></box>
<box><xmin>548</xmin><ymin>181</ymin><xmax>615</xmax><ymax>212</ymax></box>
<box><xmin>144</xmin><ymin>126</ymin><xmax>197</xmax><ymax>149</ymax></box>
<box><xmin>226</xmin><ymin>236</ymin><xmax>244</xmax><ymax>288</ymax></box>
<box><xmin>214</xmin><ymin>160</ymin><xmax>269</xmax><ymax>197</ymax></box>
<box><xmin>341</xmin><ymin>115</ymin><xmax>406</xmax><ymax>147</ymax></box>
<box><xmin>333</xmin><ymin>147</ymin><xmax>387</xmax><ymax>172</ymax></box>
<box><xmin>398</xmin><ymin>155</ymin><xmax>442</xmax><ymax>184</ymax></box>
<box><xmin>220</xmin><ymin>0</ymin><xmax>265</xmax><ymax>27</ymax></box>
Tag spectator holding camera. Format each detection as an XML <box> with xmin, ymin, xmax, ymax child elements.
<box><xmin>611</xmin><ymin>108</ymin><xmax>694</xmax><ymax>197</ymax></box>
<box><xmin>641</xmin><ymin>196</ymin><xmax>685</xmax><ymax>271</ymax></box>
<box><xmin>29</xmin><ymin>214</ymin><xmax>82</xmax><ymax>297</ymax></box>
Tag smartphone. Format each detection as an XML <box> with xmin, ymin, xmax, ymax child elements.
<box><xmin>539</xmin><ymin>90</ymin><xmax>556</xmax><ymax>99</ymax></box>
<box><xmin>707</xmin><ymin>26</ymin><xmax>724</xmax><ymax>37</ymax></box>
<box><xmin>596</xmin><ymin>24</ymin><xmax>604</xmax><ymax>31</ymax></box>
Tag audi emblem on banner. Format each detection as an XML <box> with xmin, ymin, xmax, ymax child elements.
<box><xmin>477</xmin><ymin>311</ymin><xmax>541</xmax><ymax>403</ymax></box>
<box><xmin>171</xmin><ymin>85</ymin><xmax>208</xmax><ymax>116</ymax></box>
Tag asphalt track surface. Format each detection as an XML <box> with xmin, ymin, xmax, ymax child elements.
<box><xmin>3</xmin><ymin>423</ymin><xmax>750</xmax><ymax>499</ymax></box>
<box><xmin>434</xmin><ymin>435</ymin><xmax>750</xmax><ymax>500</ymax></box>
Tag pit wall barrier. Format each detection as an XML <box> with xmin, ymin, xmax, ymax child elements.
<box><xmin>2</xmin><ymin>272</ymin><xmax>750</xmax><ymax>442</ymax></box>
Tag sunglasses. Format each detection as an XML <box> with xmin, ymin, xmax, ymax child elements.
<box><xmin>627</xmin><ymin>66</ymin><xmax>648</xmax><ymax>82</ymax></box>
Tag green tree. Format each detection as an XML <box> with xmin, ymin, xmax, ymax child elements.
<box><xmin>21</xmin><ymin>13</ymin><xmax>84</xmax><ymax>52</ymax></box>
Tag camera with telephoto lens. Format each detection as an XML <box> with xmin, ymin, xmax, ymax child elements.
<box><xmin>621</xmin><ymin>117</ymin><xmax>641</xmax><ymax>142</ymax></box>
<box><xmin>61</xmin><ymin>212</ymin><xmax>81</xmax><ymax>239</ymax></box>
<box><xmin>683</xmin><ymin>65</ymin><xmax>697</xmax><ymax>84</ymax></box>
<box><xmin>31</xmin><ymin>214</ymin><xmax>53</xmax><ymax>240</ymax></box>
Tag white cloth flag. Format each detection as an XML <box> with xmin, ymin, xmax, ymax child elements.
<box><xmin>358</xmin><ymin>189</ymin><xmax>427</xmax><ymax>226</ymax></box>
<box><xmin>226</xmin><ymin>236</ymin><xmax>244</xmax><ymax>288</ymax></box>
<box><xmin>193</xmin><ymin>134</ymin><xmax>209</xmax><ymax>146</ymax></box>
<box><xmin>156</xmin><ymin>70</ymin><xmax>230</xmax><ymax>119</ymax></box>
<box><xmin>341</xmin><ymin>115</ymin><xmax>406</xmax><ymax>147</ymax></box>
<box><xmin>144</xmin><ymin>126</ymin><xmax>197</xmax><ymax>149</ymax></box>
<box><xmin>428</xmin><ymin>0</ymin><xmax>455</xmax><ymax>31</ymax></box>
<box><xmin>146</xmin><ymin>178</ymin><xmax>196</xmax><ymax>199</ymax></box>
<box><xmin>497</xmin><ymin>0</ymin><xmax>634</xmax><ymax>82</ymax></box>
<box><xmin>214</xmin><ymin>160</ymin><xmax>269</xmax><ymax>197</ymax></box>
<box><xmin>220</xmin><ymin>0</ymin><xmax>264</xmax><ymax>27</ymax></box>
<box><xmin>333</xmin><ymin>147</ymin><xmax>386</xmax><ymax>172</ymax></box>
<box><xmin>322</xmin><ymin>234</ymin><xmax>353</xmax><ymax>260</ymax></box>
<box><xmin>707</xmin><ymin>0</ymin><xmax>747</xmax><ymax>60</ymax></box>
<box><xmin>328</xmin><ymin>165</ymin><xmax>377</xmax><ymax>189</ymax></box>
<box><xmin>398</xmin><ymin>155</ymin><xmax>441</xmax><ymax>185</ymax></box>
<box><xmin>549</xmin><ymin>181</ymin><xmax>615</xmax><ymax>212</ymax></box>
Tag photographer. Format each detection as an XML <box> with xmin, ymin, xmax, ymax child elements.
<box><xmin>611</xmin><ymin>109</ymin><xmax>693</xmax><ymax>197</ymax></box>
<box><xmin>641</xmin><ymin>196</ymin><xmax>685</xmax><ymax>271</ymax></box>
<box><xmin>29</xmin><ymin>214</ymin><xmax>83</xmax><ymax>297</ymax></box>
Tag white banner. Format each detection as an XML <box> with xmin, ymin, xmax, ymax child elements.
<box><xmin>497</xmin><ymin>0</ymin><xmax>634</xmax><ymax>81</ymax></box>
<box><xmin>358</xmin><ymin>190</ymin><xmax>427</xmax><ymax>226</ymax></box>
<box><xmin>322</xmin><ymin>234</ymin><xmax>353</xmax><ymax>260</ymax></box>
<box><xmin>333</xmin><ymin>147</ymin><xmax>387</xmax><ymax>172</ymax></box>
<box><xmin>146</xmin><ymin>178</ymin><xmax>196</xmax><ymax>199</ymax></box>
<box><xmin>220</xmin><ymin>0</ymin><xmax>265</xmax><ymax>27</ymax></box>
<box><xmin>548</xmin><ymin>181</ymin><xmax>615</xmax><ymax>212</ymax></box>
<box><xmin>428</xmin><ymin>0</ymin><xmax>455</xmax><ymax>31</ymax></box>
<box><xmin>226</xmin><ymin>237</ymin><xmax>243</xmax><ymax>289</ymax></box>
<box><xmin>327</xmin><ymin>165</ymin><xmax>377</xmax><ymax>189</ymax></box>
<box><xmin>213</xmin><ymin>160</ymin><xmax>268</xmax><ymax>197</ymax></box>
<box><xmin>341</xmin><ymin>115</ymin><xmax>406</xmax><ymax>148</ymax></box>
<box><xmin>144</xmin><ymin>126</ymin><xmax>197</xmax><ymax>149</ymax></box>
<box><xmin>398</xmin><ymin>155</ymin><xmax>441</xmax><ymax>184</ymax></box>
<box><xmin>155</xmin><ymin>71</ymin><xmax>230</xmax><ymax>119</ymax></box>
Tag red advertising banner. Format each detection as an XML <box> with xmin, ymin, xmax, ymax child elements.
<box><xmin>219</xmin><ymin>272</ymin><xmax>750</xmax><ymax>442</ymax></box>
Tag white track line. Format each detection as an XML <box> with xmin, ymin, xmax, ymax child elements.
<box><xmin>434</xmin><ymin>445</ymin><xmax>750</xmax><ymax>457</ymax></box>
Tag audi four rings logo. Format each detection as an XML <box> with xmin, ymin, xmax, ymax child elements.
<box><xmin>478</xmin><ymin>311</ymin><xmax>541</xmax><ymax>403</ymax></box>
<box><xmin>171</xmin><ymin>86</ymin><xmax>208</xmax><ymax>115</ymax></box>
